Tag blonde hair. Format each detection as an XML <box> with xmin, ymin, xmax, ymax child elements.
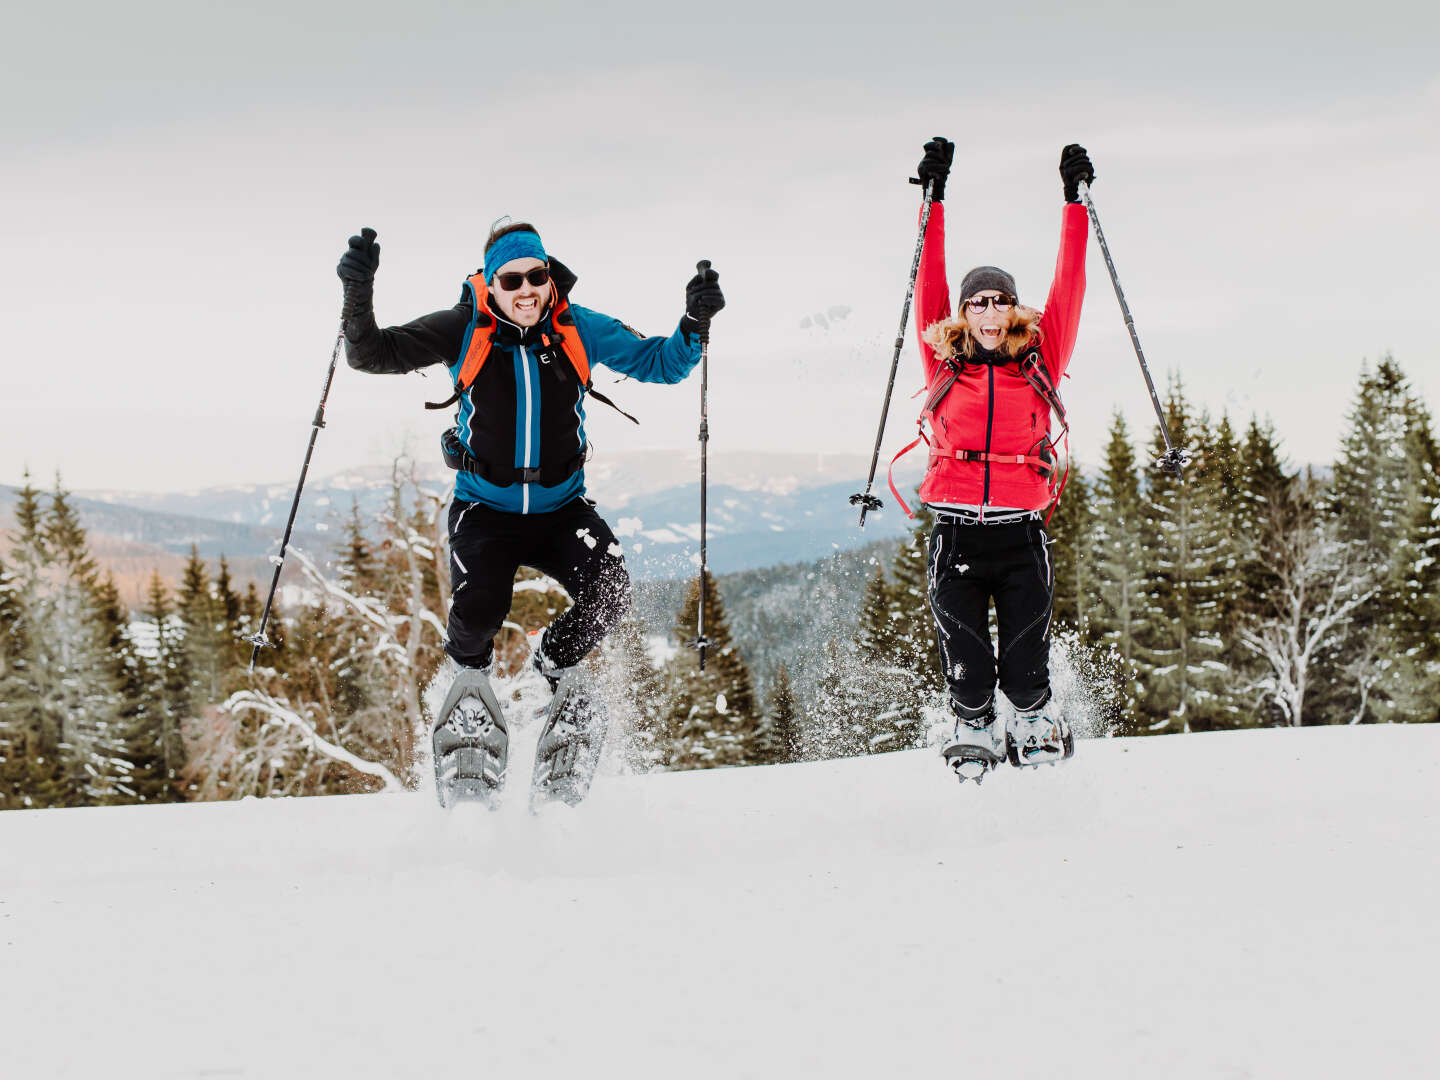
<box><xmin>923</xmin><ymin>304</ymin><xmax>1043</xmax><ymax>362</ymax></box>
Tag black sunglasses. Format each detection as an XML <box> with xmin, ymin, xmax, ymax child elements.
<box><xmin>494</xmin><ymin>266</ymin><xmax>551</xmax><ymax>291</ymax></box>
<box><xmin>963</xmin><ymin>294</ymin><xmax>1016</xmax><ymax>313</ymax></box>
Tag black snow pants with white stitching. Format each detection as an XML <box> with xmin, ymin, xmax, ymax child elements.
<box><xmin>927</xmin><ymin>516</ymin><xmax>1054</xmax><ymax>720</ymax></box>
<box><xmin>445</xmin><ymin>496</ymin><xmax>631</xmax><ymax>670</ymax></box>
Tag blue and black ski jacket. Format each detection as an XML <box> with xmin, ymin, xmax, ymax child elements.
<box><xmin>344</xmin><ymin>259</ymin><xmax>702</xmax><ymax>514</ymax></box>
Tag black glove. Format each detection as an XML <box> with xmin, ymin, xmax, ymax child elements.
<box><xmin>1060</xmin><ymin>144</ymin><xmax>1095</xmax><ymax>203</ymax></box>
<box><xmin>337</xmin><ymin>227</ymin><xmax>380</xmax><ymax>319</ymax></box>
<box><xmin>685</xmin><ymin>260</ymin><xmax>725</xmax><ymax>321</ymax></box>
<box><xmin>916</xmin><ymin>137</ymin><xmax>955</xmax><ymax>201</ymax></box>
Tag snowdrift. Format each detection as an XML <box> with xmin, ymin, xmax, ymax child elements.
<box><xmin>3</xmin><ymin>724</ymin><xmax>1436</xmax><ymax>1079</ymax></box>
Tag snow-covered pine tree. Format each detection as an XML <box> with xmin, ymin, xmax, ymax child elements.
<box><xmin>803</xmin><ymin>635</ymin><xmax>874</xmax><ymax>760</ymax></box>
<box><xmin>213</xmin><ymin>556</ymin><xmax>245</xmax><ymax>670</ymax></box>
<box><xmin>3</xmin><ymin>475</ymin><xmax>71</xmax><ymax>807</ymax></box>
<box><xmin>177</xmin><ymin>546</ymin><xmax>230</xmax><ymax>711</ymax></box>
<box><xmin>1087</xmin><ymin>412</ymin><xmax>1145</xmax><ymax>730</ymax></box>
<box><xmin>1388</xmin><ymin>387</ymin><xmax>1440</xmax><ymax>721</ymax></box>
<box><xmin>1133</xmin><ymin>386</ymin><xmax>1234</xmax><ymax>732</ymax></box>
<box><xmin>852</xmin><ymin>564</ymin><xmax>925</xmax><ymax>753</ymax></box>
<box><xmin>91</xmin><ymin>573</ymin><xmax>174</xmax><ymax>803</ymax></box>
<box><xmin>1231</xmin><ymin>419</ymin><xmax>1299</xmax><ymax>723</ymax></box>
<box><xmin>43</xmin><ymin>480</ymin><xmax>130</xmax><ymax>803</ymax></box>
<box><xmin>1194</xmin><ymin>413</ymin><xmax>1247</xmax><ymax>728</ymax></box>
<box><xmin>1323</xmin><ymin>356</ymin><xmax>1427</xmax><ymax>723</ymax></box>
<box><xmin>1048</xmin><ymin>464</ymin><xmax>1097</xmax><ymax>636</ymax></box>
<box><xmin>753</xmin><ymin>661</ymin><xmax>800</xmax><ymax>765</ymax></box>
<box><xmin>595</xmin><ymin>606</ymin><xmax>669</xmax><ymax>773</ymax></box>
<box><xmin>0</xmin><ymin>548</ymin><xmax>42</xmax><ymax>808</ymax></box>
<box><xmin>661</xmin><ymin>569</ymin><xmax>757</xmax><ymax>769</ymax></box>
<box><xmin>887</xmin><ymin>498</ymin><xmax>940</xmax><ymax>691</ymax></box>
<box><xmin>142</xmin><ymin>570</ymin><xmax>190</xmax><ymax>783</ymax></box>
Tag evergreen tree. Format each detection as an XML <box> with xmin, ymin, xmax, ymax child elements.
<box><xmin>143</xmin><ymin>571</ymin><xmax>189</xmax><ymax>780</ymax></box>
<box><xmin>1230</xmin><ymin>418</ymin><xmax>1298</xmax><ymax>722</ymax></box>
<box><xmin>852</xmin><ymin>564</ymin><xmax>926</xmax><ymax>753</ymax></box>
<box><xmin>1132</xmin><ymin>386</ymin><xmax>1234</xmax><ymax>732</ymax></box>
<box><xmin>753</xmin><ymin>662</ymin><xmax>800</xmax><ymax>765</ymax></box>
<box><xmin>1088</xmin><ymin>413</ymin><xmax>1146</xmax><ymax>730</ymax></box>
<box><xmin>803</xmin><ymin>636</ymin><xmax>873</xmax><ymax>759</ymax></box>
<box><xmin>1195</xmin><ymin>413</ymin><xmax>1247</xmax><ymax>727</ymax></box>
<box><xmin>92</xmin><ymin>573</ymin><xmax>174</xmax><ymax>802</ymax></box>
<box><xmin>43</xmin><ymin>479</ymin><xmax>129</xmax><ymax>803</ymax></box>
<box><xmin>595</xmin><ymin>606</ymin><xmax>669</xmax><ymax>773</ymax></box>
<box><xmin>1323</xmin><ymin>356</ymin><xmax>1428</xmax><ymax>723</ymax></box>
<box><xmin>213</xmin><ymin>556</ymin><xmax>245</xmax><ymax>669</ymax></box>
<box><xmin>661</xmin><ymin>569</ymin><xmax>757</xmax><ymax>769</ymax></box>
<box><xmin>0</xmin><ymin>550</ymin><xmax>38</xmax><ymax>808</ymax></box>
<box><xmin>1048</xmin><ymin>465</ymin><xmax>1097</xmax><ymax>636</ymax></box>
<box><xmin>1392</xmin><ymin>391</ymin><xmax>1440</xmax><ymax>721</ymax></box>
<box><xmin>1</xmin><ymin>474</ymin><xmax>71</xmax><ymax>807</ymax></box>
<box><xmin>887</xmin><ymin>499</ymin><xmax>941</xmax><ymax>690</ymax></box>
<box><xmin>177</xmin><ymin>545</ymin><xmax>228</xmax><ymax>710</ymax></box>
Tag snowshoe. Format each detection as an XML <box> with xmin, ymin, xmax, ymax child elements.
<box><xmin>1005</xmin><ymin>705</ymin><xmax>1075</xmax><ymax>769</ymax></box>
<box><xmin>433</xmin><ymin>665</ymin><xmax>508</xmax><ymax>808</ymax></box>
<box><xmin>940</xmin><ymin>710</ymin><xmax>1005</xmax><ymax>785</ymax></box>
<box><xmin>530</xmin><ymin>665</ymin><xmax>609</xmax><ymax>810</ymax></box>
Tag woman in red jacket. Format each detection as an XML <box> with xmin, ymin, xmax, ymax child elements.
<box><xmin>910</xmin><ymin>137</ymin><xmax>1093</xmax><ymax>781</ymax></box>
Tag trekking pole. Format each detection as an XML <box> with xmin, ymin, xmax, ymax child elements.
<box><xmin>850</xmin><ymin>177</ymin><xmax>935</xmax><ymax>526</ymax></box>
<box><xmin>1077</xmin><ymin>181</ymin><xmax>1189</xmax><ymax>476</ymax></box>
<box><xmin>689</xmin><ymin>261</ymin><xmax>713</xmax><ymax>672</ymax></box>
<box><xmin>245</xmin><ymin>320</ymin><xmax>345</xmax><ymax>671</ymax></box>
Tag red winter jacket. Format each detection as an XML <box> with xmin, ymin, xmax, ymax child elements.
<box><xmin>911</xmin><ymin>201</ymin><xmax>1088</xmax><ymax>511</ymax></box>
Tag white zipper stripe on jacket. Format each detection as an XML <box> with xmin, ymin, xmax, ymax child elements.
<box><xmin>521</xmin><ymin>344</ymin><xmax>533</xmax><ymax>513</ymax></box>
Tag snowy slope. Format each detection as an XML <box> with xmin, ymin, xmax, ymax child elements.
<box><xmin>3</xmin><ymin>725</ymin><xmax>1437</xmax><ymax>1079</ymax></box>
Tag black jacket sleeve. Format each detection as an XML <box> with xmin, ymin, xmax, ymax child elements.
<box><xmin>343</xmin><ymin>302</ymin><xmax>471</xmax><ymax>375</ymax></box>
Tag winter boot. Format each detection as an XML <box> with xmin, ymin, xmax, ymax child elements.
<box><xmin>940</xmin><ymin>700</ymin><xmax>1005</xmax><ymax>784</ymax></box>
<box><xmin>1005</xmin><ymin>700</ymin><xmax>1075</xmax><ymax>768</ymax></box>
<box><xmin>433</xmin><ymin>661</ymin><xmax>509</xmax><ymax>807</ymax></box>
<box><xmin>530</xmin><ymin>647</ymin><xmax>609</xmax><ymax>809</ymax></box>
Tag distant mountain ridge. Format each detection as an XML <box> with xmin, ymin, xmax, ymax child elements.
<box><xmin>2</xmin><ymin>451</ymin><xmax>924</xmax><ymax>587</ymax></box>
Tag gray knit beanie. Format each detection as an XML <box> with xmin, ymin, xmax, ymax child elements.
<box><xmin>958</xmin><ymin>265</ymin><xmax>1018</xmax><ymax>301</ymax></box>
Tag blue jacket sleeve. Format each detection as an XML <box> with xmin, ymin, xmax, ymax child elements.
<box><xmin>571</xmin><ymin>304</ymin><xmax>701</xmax><ymax>385</ymax></box>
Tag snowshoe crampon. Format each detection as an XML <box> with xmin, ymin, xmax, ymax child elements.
<box><xmin>940</xmin><ymin>712</ymin><xmax>1005</xmax><ymax>786</ymax></box>
<box><xmin>433</xmin><ymin>667</ymin><xmax>508</xmax><ymax>808</ymax></box>
<box><xmin>942</xmin><ymin>742</ymin><xmax>1003</xmax><ymax>785</ymax></box>
<box><xmin>530</xmin><ymin>668</ymin><xmax>609</xmax><ymax>810</ymax></box>
<box><xmin>1005</xmin><ymin>710</ymin><xmax>1076</xmax><ymax>769</ymax></box>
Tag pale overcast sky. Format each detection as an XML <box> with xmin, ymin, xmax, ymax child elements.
<box><xmin>4</xmin><ymin>0</ymin><xmax>1437</xmax><ymax>492</ymax></box>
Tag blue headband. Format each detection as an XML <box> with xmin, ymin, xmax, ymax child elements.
<box><xmin>483</xmin><ymin>230</ymin><xmax>548</xmax><ymax>284</ymax></box>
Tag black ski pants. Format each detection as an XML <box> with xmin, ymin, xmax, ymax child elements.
<box><xmin>445</xmin><ymin>496</ymin><xmax>631</xmax><ymax>670</ymax></box>
<box><xmin>927</xmin><ymin>515</ymin><xmax>1054</xmax><ymax>719</ymax></box>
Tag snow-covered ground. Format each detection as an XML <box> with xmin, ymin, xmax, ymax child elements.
<box><xmin>3</xmin><ymin>724</ymin><xmax>1436</xmax><ymax>1079</ymax></box>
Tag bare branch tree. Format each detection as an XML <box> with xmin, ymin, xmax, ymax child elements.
<box><xmin>1238</xmin><ymin>497</ymin><xmax>1374</xmax><ymax>726</ymax></box>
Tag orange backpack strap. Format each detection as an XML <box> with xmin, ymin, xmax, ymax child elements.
<box><xmin>547</xmin><ymin>297</ymin><xmax>590</xmax><ymax>385</ymax></box>
<box><xmin>456</xmin><ymin>272</ymin><xmax>496</xmax><ymax>391</ymax></box>
<box><xmin>424</xmin><ymin>272</ymin><xmax>495</xmax><ymax>410</ymax></box>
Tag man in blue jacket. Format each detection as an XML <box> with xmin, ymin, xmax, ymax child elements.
<box><xmin>337</xmin><ymin>220</ymin><xmax>723</xmax><ymax>806</ymax></box>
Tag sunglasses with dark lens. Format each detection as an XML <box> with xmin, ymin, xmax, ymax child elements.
<box><xmin>963</xmin><ymin>294</ymin><xmax>1016</xmax><ymax>314</ymax></box>
<box><xmin>494</xmin><ymin>266</ymin><xmax>551</xmax><ymax>291</ymax></box>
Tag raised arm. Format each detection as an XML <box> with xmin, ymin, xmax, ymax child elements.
<box><xmin>344</xmin><ymin>305</ymin><xmax>468</xmax><ymax>375</ymax></box>
<box><xmin>575</xmin><ymin>307</ymin><xmax>701</xmax><ymax>385</ymax></box>
<box><xmin>576</xmin><ymin>260</ymin><xmax>724</xmax><ymax>385</ymax></box>
<box><xmin>913</xmin><ymin>137</ymin><xmax>955</xmax><ymax>384</ymax></box>
<box><xmin>1036</xmin><ymin>203</ymin><xmax>1089</xmax><ymax>382</ymax></box>
<box><xmin>336</xmin><ymin>227</ymin><xmax>460</xmax><ymax>374</ymax></box>
<box><xmin>1038</xmin><ymin>144</ymin><xmax>1095</xmax><ymax>381</ymax></box>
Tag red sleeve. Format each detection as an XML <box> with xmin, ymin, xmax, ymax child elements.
<box><xmin>1037</xmin><ymin>201</ymin><xmax>1089</xmax><ymax>382</ymax></box>
<box><xmin>914</xmin><ymin>199</ymin><xmax>949</xmax><ymax>384</ymax></box>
